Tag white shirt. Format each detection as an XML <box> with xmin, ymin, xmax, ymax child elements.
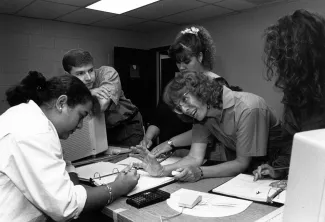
<box><xmin>0</xmin><ymin>101</ymin><xmax>87</xmax><ymax>222</ymax></box>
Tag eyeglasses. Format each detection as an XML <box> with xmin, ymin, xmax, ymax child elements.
<box><xmin>173</xmin><ymin>91</ymin><xmax>190</xmax><ymax>114</ymax></box>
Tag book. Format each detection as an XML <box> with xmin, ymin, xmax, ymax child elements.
<box><xmin>212</xmin><ymin>174</ymin><xmax>286</xmax><ymax>203</ymax></box>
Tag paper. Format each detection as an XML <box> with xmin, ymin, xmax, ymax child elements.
<box><xmin>76</xmin><ymin>162</ymin><xmax>126</xmax><ymax>180</ymax></box>
<box><xmin>212</xmin><ymin>174</ymin><xmax>285</xmax><ymax>202</ymax></box>
<box><xmin>93</xmin><ymin>169</ymin><xmax>174</xmax><ymax>196</ymax></box>
<box><xmin>115</xmin><ymin>156</ymin><xmax>182</xmax><ymax>166</ymax></box>
<box><xmin>167</xmin><ymin>188</ymin><xmax>252</xmax><ymax>217</ymax></box>
<box><xmin>255</xmin><ymin>206</ymin><xmax>284</xmax><ymax>222</ymax></box>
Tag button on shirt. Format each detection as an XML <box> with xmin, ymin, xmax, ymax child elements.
<box><xmin>0</xmin><ymin>101</ymin><xmax>87</xmax><ymax>222</ymax></box>
<box><xmin>192</xmin><ymin>86</ymin><xmax>279</xmax><ymax>157</ymax></box>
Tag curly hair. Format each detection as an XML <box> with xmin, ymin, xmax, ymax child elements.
<box><xmin>263</xmin><ymin>9</ymin><xmax>325</xmax><ymax>111</ymax></box>
<box><xmin>163</xmin><ymin>71</ymin><xmax>223</xmax><ymax>112</ymax></box>
<box><xmin>168</xmin><ymin>25</ymin><xmax>216</xmax><ymax>71</ymax></box>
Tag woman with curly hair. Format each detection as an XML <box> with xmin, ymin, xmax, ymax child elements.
<box><xmin>130</xmin><ymin>71</ymin><xmax>281</xmax><ymax>181</ymax></box>
<box><xmin>253</xmin><ymin>9</ymin><xmax>325</xmax><ymax>180</ymax></box>
<box><xmin>141</xmin><ymin>25</ymin><xmax>242</xmax><ymax>159</ymax></box>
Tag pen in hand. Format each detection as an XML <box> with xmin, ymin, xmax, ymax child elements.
<box><xmin>253</xmin><ymin>166</ymin><xmax>289</xmax><ymax>182</ymax></box>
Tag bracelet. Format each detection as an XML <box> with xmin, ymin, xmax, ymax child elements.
<box><xmin>104</xmin><ymin>184</ymin><xmax>113</xmax><ymax>205</ymax></box>
<box><xmin>198</xmin><ymin>167</ymin><xmax>204</xmax><ymax>179</ymax></box>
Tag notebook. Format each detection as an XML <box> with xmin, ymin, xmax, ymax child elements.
<box><xmin>212</xmin><ymin>174</ymin><xmax>286</xmax><ymax>203</ymax></box>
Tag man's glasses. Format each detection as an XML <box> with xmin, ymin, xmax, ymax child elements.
<box><xmin>173</xmin><ymin>91</ymin><xmax>190</xmax><ymax>114</ymax></box>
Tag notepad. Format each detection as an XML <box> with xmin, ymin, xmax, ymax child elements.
<box><xmin>212</xmin><ymin>174</ymin><xmax>286</xmax><ymax>203</ymax></box>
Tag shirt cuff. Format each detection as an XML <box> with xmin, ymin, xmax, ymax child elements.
<box><xmin>73</xmin><ymin>185</ymin><xmax>87</xmax><ymax>219</ymax></box>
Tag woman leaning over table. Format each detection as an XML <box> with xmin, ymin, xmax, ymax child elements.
<box><xmin>253</xmin><ymin>9</ymin><xmax>325</xmax><ymax>180</ymax></box>
<box><xmin>0</xmin><ymin>71</ymin><xmax>139</xmax><ymax>222</ymax></box>
<box><xmin>146</xmin><ymin>25</ymin><xmax>242</xmax><ymax>159</ymax></box>
<box><xmin>131</xmin><ymin>71</ymin><xmax>282</xmax><ymax>182</ymax></box>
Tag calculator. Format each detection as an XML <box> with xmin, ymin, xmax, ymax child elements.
<box><xmin>126</xmin><ymin>189</ymin><xmax>170</xmax><ymax>208</ymax></box>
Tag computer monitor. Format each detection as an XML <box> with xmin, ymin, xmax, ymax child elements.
<box><xmin>283</xmin><ymin>129</ymin><xmax>325</xmax><ymax>222</ymax></box>
<box><xmin>61</xmin><ymin>112</ymin><xmax>108</xmax><ymax>161</ymax></box>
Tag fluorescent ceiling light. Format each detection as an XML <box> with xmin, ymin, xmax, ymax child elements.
<box><xmin>87</xmin><ymin>0</ymin><xmax>159</xmax><ymax>14</ymax></box>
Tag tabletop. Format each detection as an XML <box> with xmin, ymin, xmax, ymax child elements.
<box><xmin>102</xmin><ymin>176</ymin><xmax>279</xmax><ymax>222</ymax></box>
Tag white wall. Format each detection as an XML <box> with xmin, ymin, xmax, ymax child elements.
<box><xmin>0</xmin><ymin>14</ymin><xmax>147</xmax><ymax>114</ymax></box>
<box><xmin>146</xmin><ymin>0</ymin><xmax>325</xmax><ymax>119</ymax></box>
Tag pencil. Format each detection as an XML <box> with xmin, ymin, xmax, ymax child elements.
<box><xmin>273</xmin><ymin>167</ymin><xmax>289</xmax><ymax>171</ymax></box>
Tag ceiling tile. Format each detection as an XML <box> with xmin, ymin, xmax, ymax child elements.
<box><xmin>213</xmin><ymin>0</ymin><xmax>256</xmax><ymax>10</ymax></box>
<box><xmin>124</xmin><ymin>21</ymin><xmax>179</xmax><ymax>33</ymax></box>
<box><xmin>93</xmin><ymin>15</ymin><xmax>146</xmax><ymax>28</ymax></box>
<box><xmin>44</xmin><ymin>0</ymin><xmax>98</xmax><ymax>7</ymax></box>
<box><xmin>158</xmin><ymin>4</ymin><xmax>233</xmax><ymax>24</ymax></box>
<box><xmin>17</xmin><ymin>0</ymin><xmax>78</xmax><ymax>19</ymax></box>
<box><xmin>197</xmin><ymin>0</ymin><xmax>223</xmax><ymax>3</ymax></box>
<box><xmin>0</xmin><ymin>0</ymin><xmax>34</xmax><ymax>14</ymax></box>
<box><xmin>124</xmin><ymin>0</ymin><xmax>206</xmax><ymax>20</ymax></box>
<box><xmin>57</xmin><ymin>8</ymin><xmax>115</xmax><ymax>25</ymax></box>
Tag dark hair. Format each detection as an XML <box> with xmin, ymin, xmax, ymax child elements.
<box><xmin>6</xmin><ymin>71</ymin><xmax>94</xmax><ymax>109</ymax></box>
<box><xmin>62</xmin><ymin>49</ymin><xmax>94</xmax><ymax>73</ymax></box>
<box><xmin>163</xmin><ymin>71</ymin><xmax>223</xmax><ymax>111</ymax></box>
<box><xmin>263</xmin><ymin>9</ymin><xmax>325</xmax><ymax>111</ymax></box>
<box><xmin>168</xmin><ymin>25</ymin><xmax>216</xmax><ymax>71</ymax></box>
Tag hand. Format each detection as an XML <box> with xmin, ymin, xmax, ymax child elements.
<box><xmin>253</xmin><ymin>164</ymin><xmax>281</xmax><ymax>181</ymax></box>
<box><xmin>113</xmin><ymin>168</ymin><xmax>140</xmax><ymax>195</ymax></box>
<box><xmin>150</xmin><ymin>141</ymin><xmax>173</xmax><ymax>158</ymax></box>
<box><xmin>140</xmin><ymin>137</ymin><xmax>153</xmax><ymax>149</ymax></box>
<box><xmin>91</xmin><ymin>87</ymin><xmax>110</xmax><ymax>100</ymax></box>
<box><xmin>130</xmin><ymin>145</ymin><xmax>165</xmax><ymax>177</ymax></box>
<box><xmin>173</xmin><ymin>166</ymin><xmax>202</xmax><ymax>182</ymax></box>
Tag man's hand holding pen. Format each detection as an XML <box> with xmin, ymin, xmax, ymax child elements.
<box><xmin>114</xmin><ymin>163</ymin><xmax>140</xmax><ymax>194</ymax></box>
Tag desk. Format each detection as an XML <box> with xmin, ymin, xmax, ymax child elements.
<box><xmin>102</xmin><ymin>177</ymin><xmax>278</xmax><ymax>222</ymax></box>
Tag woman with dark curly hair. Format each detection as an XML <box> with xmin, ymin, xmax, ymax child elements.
<box><xmin>130</xmin><ymin>71</ymin><xmax>281</xmax><ymax>181</ymax></box>
<box><xmin>141</xmin><ymin>25</ymin><xmax>242</xmax><ymax>159</ymax></box>
<box><xmin>253</xmin><ymin>9</ymin><xmax>325</xmax><ymax>180</ymax></box>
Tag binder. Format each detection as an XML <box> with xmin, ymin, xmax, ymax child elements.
<box><xmin>211</xmin><ymin>174</ymin><xmax>286</xmax><ymax>204</ymax></box>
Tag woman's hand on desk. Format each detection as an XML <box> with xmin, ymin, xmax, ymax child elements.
<box><xmin>130</xmin><ymin>145</ymin><xmax>165</xmax><ymax>177</ymax></box>
<box><xmin>150</xmin><ymin>141</ymin><xmax>172</xmax><ymax>158</ymax></box>
<box><xmin>173</xmin><ymin>166</ymin><xmax>202</xmax><ymax>182</ymax></box>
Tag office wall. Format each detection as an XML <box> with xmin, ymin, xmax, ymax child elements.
<box><xmin>0</xmin><ymin>14</ymin><xmax>147</xmax><ymax>114</ymax></box>
<box><xmin>146</xmin><ymin>0</ymin><xmax>325</xmax><ymax>118</ymax></box>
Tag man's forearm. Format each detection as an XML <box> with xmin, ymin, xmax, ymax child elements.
<box><xmin>201</xmin><ymin>159</ymin><xmax>250</xmax><ymax>178</ymax></box>
<box><xmin>145</xmin><ymin>125</ymin><xmax>160</xmax><ymax>141</ymax></box>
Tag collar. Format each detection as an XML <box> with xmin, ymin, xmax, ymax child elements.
<box><xmin>205</xmin><ymin>86</ymin><xmax>235</xmax><ymax>120</ymax></box>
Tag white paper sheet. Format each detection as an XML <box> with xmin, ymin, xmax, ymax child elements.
<box><xmin>167</xmin><ymin>188</ymin><xmax>252</xmax><ymax>217</ymax></box>
<box><xmin>212</xmin><ymin>174</ymin><xmax>285</xmax><ymax>202</ymax></box>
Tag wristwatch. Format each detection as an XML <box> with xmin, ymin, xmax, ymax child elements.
<box><xmin>167</xmin><ymin>139</ymin><xmax>176</xmax><ymax>150</ymax></box>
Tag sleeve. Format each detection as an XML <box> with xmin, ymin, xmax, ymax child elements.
<box><xmin>192</xmin><ymin>123</ymin><xmax>211</xmax><ymax>144</ymax></box>
<box><xmin>3</xmin><ymin>133</ymin><xmax>87</xmax><ymax>221</ymax></box>
<box><xmin>236</xmin><ymin>108</ymin><xmax>270</xmax><ymax>157</ymax></box>
<box><xmin>96</xmin><ymin>66</ymin><xmax>122</xmax><ymax>105</ymax></box>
